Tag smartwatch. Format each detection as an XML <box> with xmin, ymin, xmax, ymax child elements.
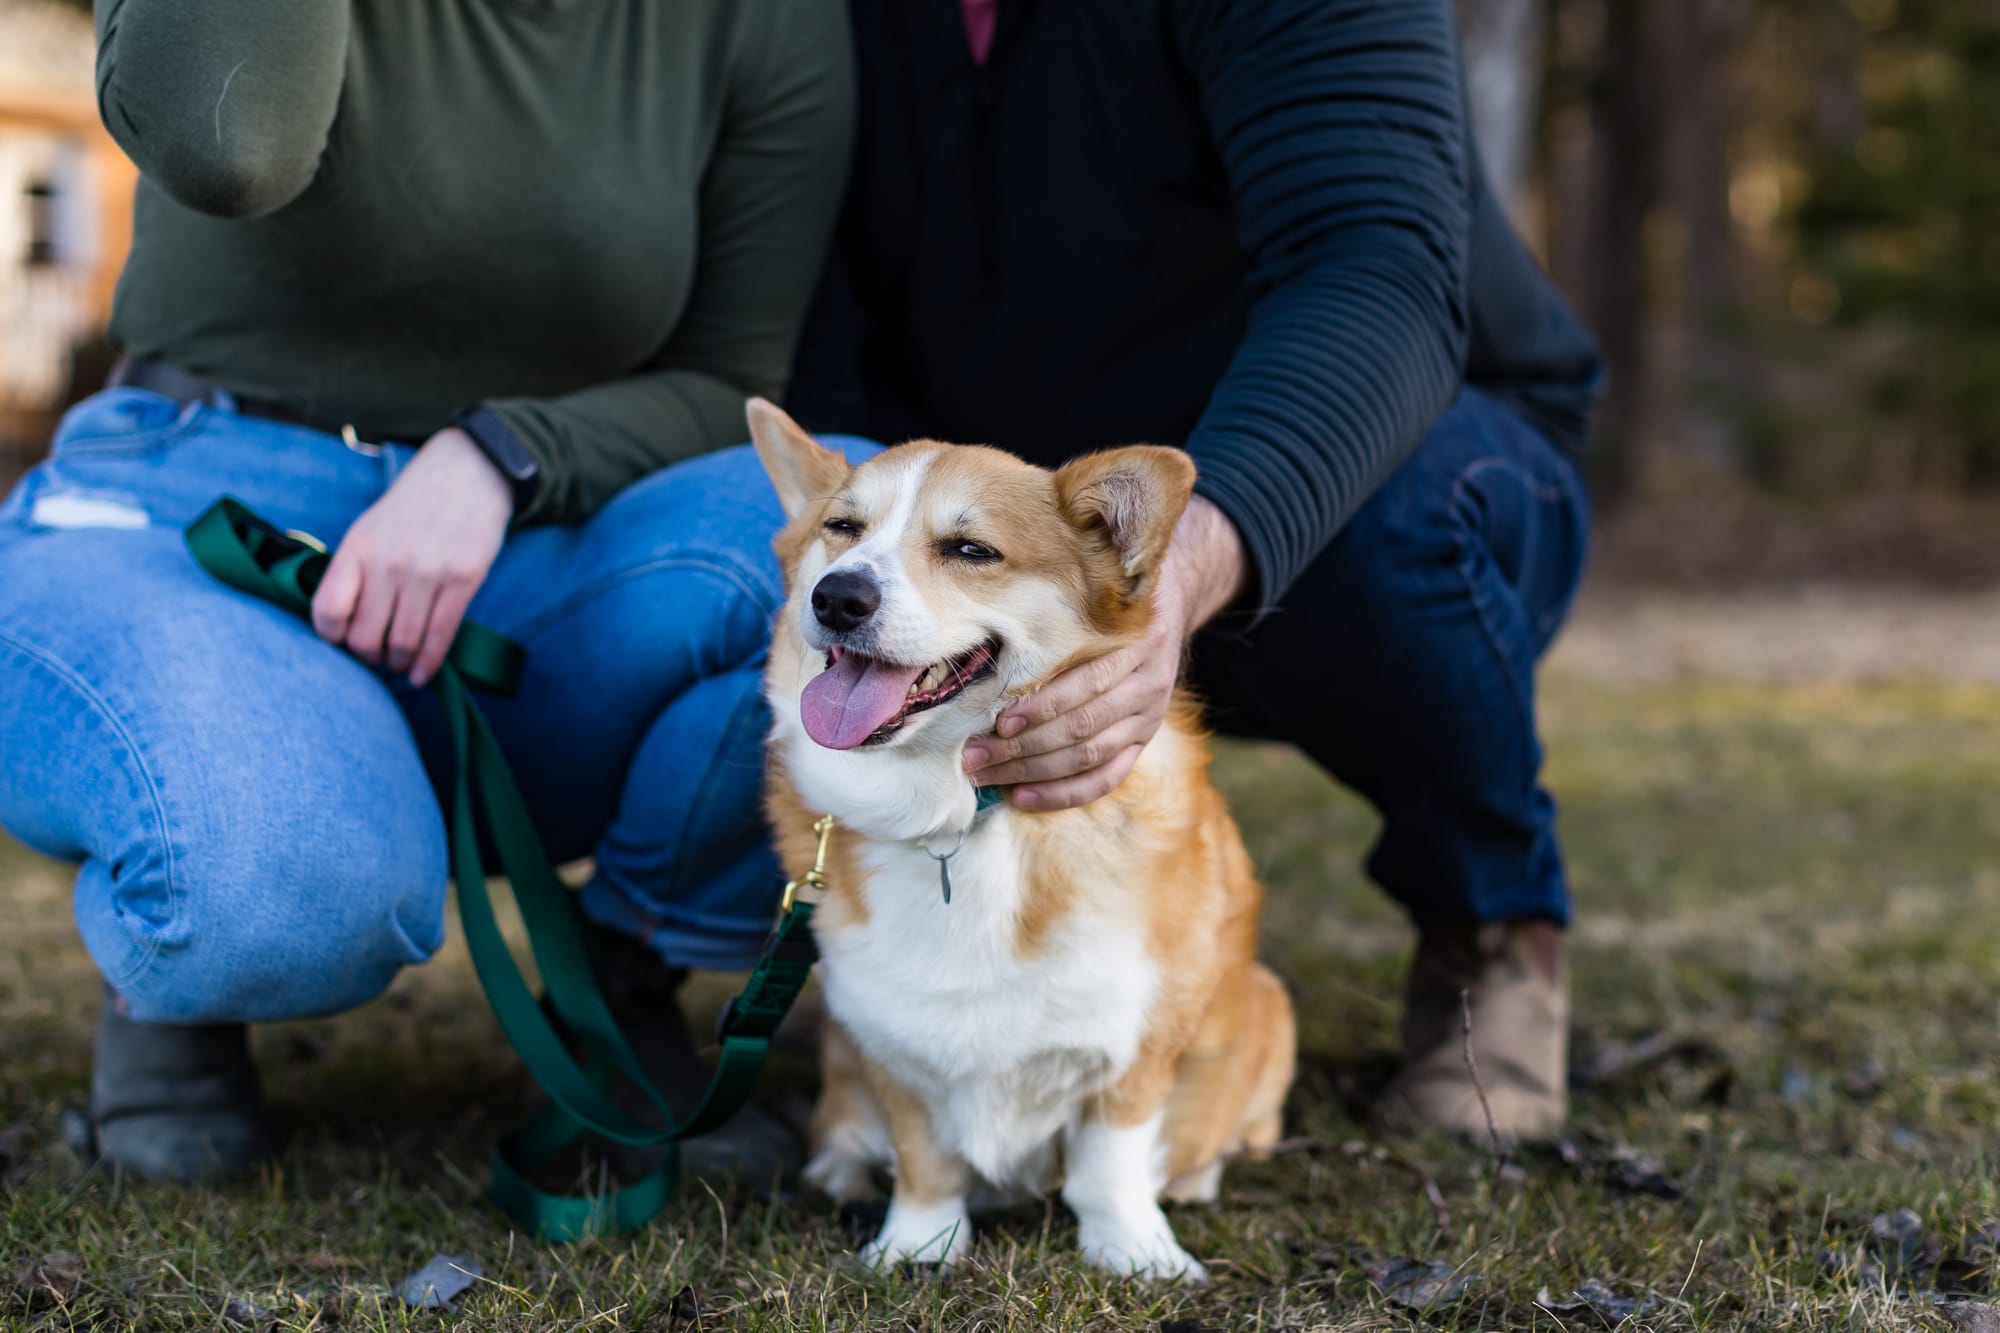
<box><xmin>453</xmin><ymin>406</ymin><xmax>542</xmax><ymax>514</ymax></box>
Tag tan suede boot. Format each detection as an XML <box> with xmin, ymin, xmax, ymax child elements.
<box><xmin>1379</xmin><ymin>920</ymin><xmax>1567</xmax><ymax>1143</ymax></box>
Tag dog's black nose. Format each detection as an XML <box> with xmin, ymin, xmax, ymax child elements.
<box><xmin>812</xmin><ymin>570</ymin><xmax>880</xmax><ymax>633</ymax></box>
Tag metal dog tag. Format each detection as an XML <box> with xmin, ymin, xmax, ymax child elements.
<box><xmin>923</xmin><ymin>829</ymin><xmax>967</xmax><ymax>906</ymax></box>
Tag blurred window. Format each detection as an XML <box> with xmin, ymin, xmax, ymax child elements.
<box><xmin>24</xmin><ymin>176</ymin><xmax>56</xmax><ymax>267</ymax></box>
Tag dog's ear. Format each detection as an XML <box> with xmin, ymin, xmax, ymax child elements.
<box><xmin>1052</xmin><ymin>446</ymin><xmax>1197</xmax><ymax>595</ymax></box>
<box><xmin>747</xmin><ymin>398</ymin><xmax>850</xmax><ymax>520</ymax></box>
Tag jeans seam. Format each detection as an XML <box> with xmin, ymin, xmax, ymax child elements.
<box><xmin>1457</xmin><ymin>547</ymin><xmax>1536</xmax><ymax>726</ymax></box>
<box><xmin>0</xmin><ymin>628</ymin><xmax>176</xmax><ymax>988</ymax></box>
<box><xmin>1448</xmin><ymin>455</ymin><xmax>1569</xmax><ymax>510</ymax></box>
<box><xmin>1447</xmin><ymin>457</ymin><xmax>1544</xmax><ymax>733</ymax></box>
<box><xmin>505</xmin><ymin>554</ymin><xmax>777</xmax><ymax>651</ymax></box>
<box><xmin>664</xmin><ymin>676</ymin><xmax>771</xmax><ymax>911</ymax></box>
<box><xmin>1450</xmin><ymin>531</ymin><xmax>1565</xmax><ymax>927</ymax></box>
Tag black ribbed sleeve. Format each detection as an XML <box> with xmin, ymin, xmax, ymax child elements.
<box><xmin>1173</xmin><ymin>0</ymin><xmax>1471</xmax><ymax>608</ymax></box>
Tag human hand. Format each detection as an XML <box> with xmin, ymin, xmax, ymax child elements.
<box><xmin>963</xmin><ymin>495</ymin><xmax>1247</xmax><ymax>811</ymax></box>
<box><xmin>310</xmin><ymin>426</ymin><xmax>513</xmax><ymax>686</ymax></box>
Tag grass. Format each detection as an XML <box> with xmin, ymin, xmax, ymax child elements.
<box><xmin>4</xmin><ymin>671</ymin><xmax>1999</xmax><ymax>1330</ymax></box>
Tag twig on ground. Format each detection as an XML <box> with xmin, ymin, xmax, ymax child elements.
<box><xmin>1676</xmin><ymin>1237</ymin><xmax>1704</xmax><ymax>1304</ymax></box>
<box><xmin>459</xmin><ymin>1265</ymin><xmax>535</xmax><ymax>1301</ymax></box>
<box><xmin>1460</xmin><ymin>988</ymin><xmax>1506</xmax><ymax>1168</ymax></box>
<box><xmin>699</xmin><ymin>1175</ymin><xmax>730</xmax><ymax>1266</ymax></box>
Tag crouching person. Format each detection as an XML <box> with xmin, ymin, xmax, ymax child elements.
<box><xmin>0</xmin><ymin>0</ymin><xmax>853</xmax><ymax>1180</ymax></box>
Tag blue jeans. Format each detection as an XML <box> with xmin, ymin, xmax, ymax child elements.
<box><xmin>1191</xmin><ymin>387</ymin><xmax>1591</xmax><ymax>928</ymax></box>
<box><xmin>0</xmin><ymin>387</ymin><xmax>875</xmax><ymax>1024</ymax></box>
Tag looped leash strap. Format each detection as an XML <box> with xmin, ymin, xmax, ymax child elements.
<box><xmin>186</xmin><ymin>498</ymin><xmax>525</xmax><ymax>690</ymax></box>
<box><xmin>184</xmin><ymin>497</ymin><xmax>820</xmax><ymax>1241</ymax></box>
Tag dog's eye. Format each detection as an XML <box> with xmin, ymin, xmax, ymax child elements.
<box><xmin>945</xmin><ymin>540</ymin><xmax>1001</xmax><ymax>563</ymax></box>
<box><xmin>824</xmin><ymin>517</ymin><xmax>863</xmax><ymax>538</ymax></box>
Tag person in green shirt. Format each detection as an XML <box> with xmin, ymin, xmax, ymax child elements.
<box><xmin>0</xmin><ymin>0</ymin><xmax>855</xmax><ymax>1182</ymax></box>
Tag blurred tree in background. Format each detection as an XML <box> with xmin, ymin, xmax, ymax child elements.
<box><xmin>1461</xmin><ymin>0</ymin><xmax>1996</xmax><ymax>509</ymax></box>
<box><xmin>1789</xmin><ymin>0</ymin><xmax>2000</xmax><ymax>494</ymax></box>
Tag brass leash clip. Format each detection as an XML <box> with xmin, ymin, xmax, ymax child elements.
<box><xmin>778</xmin><ymin>814</ymin><xmax>836</xmax><ymax>917</ymax></box>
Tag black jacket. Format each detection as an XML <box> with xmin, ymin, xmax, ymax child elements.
<box><xmin>790</xmin><ymin>0</ymin><xmax>1603</xmax><ymax>604</ymax></box>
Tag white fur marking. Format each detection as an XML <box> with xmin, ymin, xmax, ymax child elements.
<box><xmin>1063</xmin><ymin>1114</ymin><xmax>1207</xmax><ymax>1282</ymax></box>
<box><xmin>814</xmin><ymin>829</ymin><xmax>1159</xmax><ymax>1191</ymax></box>
<box><xmin>816</xmin><ymin>451</ymin><xmax>941</xmax><ymax>668</ymax></box>
<box><xmin>864</xmin><ymin>1194</ymin><xmax>972</xmax><ymax>1267</ymax></box>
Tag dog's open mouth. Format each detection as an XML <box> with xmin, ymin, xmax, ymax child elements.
<box><xmin>800</xmin><ymin>639</ymin><xmax>1001</xmax><ymax>750</ymax></box>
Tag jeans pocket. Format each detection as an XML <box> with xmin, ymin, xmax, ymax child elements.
<box><xmin>4</xmin><ymin>390</ymin><xmax>212</xmax><ymax>533</ymax></box>
<box><xmin>50</xmin><ymin>388</ymin><xmax>205</xmax><ymax>459</ymax></box>
<box><xmin>1452</xmin><ymin>455</ymin><xmax>1591</xmax><ymax>661</ymax></box>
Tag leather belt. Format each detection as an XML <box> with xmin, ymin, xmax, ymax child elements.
<box><xmin>106</xmin><ymin>357</ymin><xmax>417</xmax><ymax>450</ymax></box>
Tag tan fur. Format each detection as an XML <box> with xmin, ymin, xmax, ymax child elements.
<box><xmin>805</xmin><ymin>1020</ymin><xmax>887</xmax><ymax>1203</ymax></box>
<box><xmin>749</xmin><ymin>400</ymin><xmax>1296</xmax><ymax>1268</ymax></box>
<box><xmin>857</xmin><ymin>1046</ymin><xmax>974</xmax><ymax>1208</ymax></box>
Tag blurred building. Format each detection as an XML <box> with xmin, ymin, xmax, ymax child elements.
<box><xmin>0</xmin><ymin>0</ymin><xmax>134</xmax><ymax>473</ymax></box>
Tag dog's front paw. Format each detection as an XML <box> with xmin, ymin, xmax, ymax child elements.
<box><xmin>1077</xmin><ymin>1214</ymin><xmax>1209</xmax><ymax>1283</ymax></box>
<box><xmin>860</xmin><ymin>1197</ymin><xmax>972</xmax><ymax>1269</ymax></box>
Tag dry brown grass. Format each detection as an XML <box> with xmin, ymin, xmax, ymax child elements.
<box><xmin>3</xmin><ymin>642</ymin><xmax>1998</xmax><ymax>1329</ymax></box>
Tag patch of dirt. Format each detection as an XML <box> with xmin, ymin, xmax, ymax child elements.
<box><xmin>1589</xmin><ymin>493</ymin><xmax>2000</xmax><ymax>592</ymax></box>
<box><xmin>1551</xmin><ymin>584</ymin><xmax>2000</xmax><ymax>685</ymax></box>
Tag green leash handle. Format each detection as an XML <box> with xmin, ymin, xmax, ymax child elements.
<box><xmin>185</xmin><ymin>497</ymin><xmax>819</xmax><ymax>1241</ymax></box>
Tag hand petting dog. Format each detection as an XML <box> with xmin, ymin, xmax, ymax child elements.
<box><xmin>964</xmin><ymin>494</ymin><xmax>1248</xmax><ymax>810</ymax></box>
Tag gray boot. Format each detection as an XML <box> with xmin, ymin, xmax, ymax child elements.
<box><xmin>86</xmin><ymin>985</ymin><xmax>271</xmax><ymax>1183</ymax></box>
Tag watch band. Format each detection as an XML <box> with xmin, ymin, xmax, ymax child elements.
<box><xmin>454</xmin><ymin>406</ymin><xmax>542</xmax><ymax>514</ymax></box>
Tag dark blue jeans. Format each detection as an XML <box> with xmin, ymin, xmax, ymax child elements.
<box><xmin>1190</xmin><ymin>387</ymin><xmax>1590</xmax><ymax>929</ymax></box>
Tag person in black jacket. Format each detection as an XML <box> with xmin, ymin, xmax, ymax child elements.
<box><xmin>790</xmin><ymin>0</ymin><xmax>1604</xmax><ymax>1140</ymax></box>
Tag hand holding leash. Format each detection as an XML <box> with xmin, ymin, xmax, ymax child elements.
<box><xmin>310</xmin><ymin>426</ymin><xmax>513</xmax><ymax>685</ymax></box>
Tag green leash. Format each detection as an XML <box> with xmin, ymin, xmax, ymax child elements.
<box><xmin>184</xmin><ymin>497</ymin><xmax>822</xmax><ymax>1241</ymax></box>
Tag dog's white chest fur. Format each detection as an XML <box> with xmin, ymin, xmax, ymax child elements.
<box><xmin>815</xmin><ymin>818</ymin><xmax>1159</xmax><ymax>1189</ymax></box>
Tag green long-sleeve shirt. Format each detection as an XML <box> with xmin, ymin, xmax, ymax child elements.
<box><xmin>95</xmin><ymin>0</ymin><xmax>853</xmax><ymax>523</ymax></box>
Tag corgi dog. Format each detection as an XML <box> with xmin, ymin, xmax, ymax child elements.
<box><xmin>746</xmin><ymin>400</ymin><xmax>1296</xmax><ymax>1282</ymax></box>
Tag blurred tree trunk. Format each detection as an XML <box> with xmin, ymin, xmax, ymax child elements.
<box><xmin>1541</xmin><ymin>0</ymin><xmax>1652</xmax><ymax>504</ymax></box>
<box><xmin>1656</xmin><ymin>0</ymin><xmax>1752</xmax><ymax>486</ymax></box>
<box><xmin>1669</xmin><ymin>0</ymin><xmax>1744</xmax><ymax>326</ymax></box>
<box><xmin>1580</xmin><ymin>0</ymin><xmax>1666</xmax><ymax>505</ymax></box>
<box><xmin>1456</xmin><ymin>0</ymin><xmax>1547</xmax><ymax>213</ymax></box>
<box><xmin>1544</xmin><ymin>1</ymin><xmax>1597</xmax><ymax>306</ymax></box>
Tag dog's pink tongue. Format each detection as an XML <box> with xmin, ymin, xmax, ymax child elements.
<box><xmin>801</xmin><ymin>652</ymin><xmax>927</xmax><ymax>750</ymax></box>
